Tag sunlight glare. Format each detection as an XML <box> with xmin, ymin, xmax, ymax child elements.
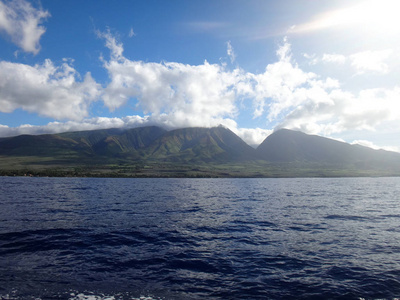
<box><xmin>352</xmin><ymin>0</ymin><xmax>400</xmax><ymax>34</ymax></box>
<box><xmin>291</xmin><ymin>0</ymin><xmax>400</xmax><ymax>36</ymax></box>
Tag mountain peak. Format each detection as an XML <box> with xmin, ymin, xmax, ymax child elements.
<box><xmin>256</xmin><ymin>128</ymin><xmax>400</xmax><ymax>166</ymax></box>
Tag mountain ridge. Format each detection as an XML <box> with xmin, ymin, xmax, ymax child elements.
<box><xmin>0</xmin><ymin>126</ymin><xmax>399</xmax><ymax>177</ymax></box>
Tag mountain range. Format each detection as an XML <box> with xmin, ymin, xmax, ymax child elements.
<box><xmin>0</xmin><ymin>126</ymin><xmax>399</xmax><ymax>177</ymax></box>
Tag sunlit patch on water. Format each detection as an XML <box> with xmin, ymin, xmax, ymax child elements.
<box><xmin>0</xmin><ymin>291</ymin><xmax>162</xmax><ymax>300</ymax></box>
<box><xmin>68</xmin><ymin>293</ymin><xmax>160</xmax><ymax>300</ymax></box>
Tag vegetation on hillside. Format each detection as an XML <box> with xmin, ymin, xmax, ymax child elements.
<box><xmin>1</xmin><ymin>126</ymin><xmax>399</xmax><ymax>178</ymax></box>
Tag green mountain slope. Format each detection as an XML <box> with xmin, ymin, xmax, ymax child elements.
<box><xmin>0</xmin><ymin>126</ymin><xmax>399</xmax><ymax>177</ymax></box>
<box><xmin>145</xmin><ymin>126</ymin><xmax>256</xmax><ymax>163</ymax></box>
<box><xmin>0</xmin><ymin>126</ymin><xmax>255</xmax><ymax>163</ymax></box>
<box><xmin>0</xmin><ymin>126</ymin><xmax>167</xmax><ymax>159</ymax></box>
<box><xmin>59</xmin><ymin>126</ymin><xmax>167</xmax><ymax>156</ymax></box>
<box><xmin>256</xmin><ymin>128</ymin><xmax>400</xmax><ymax>170</ymax></box>
<box><xmin>0</xmin><ymin>134</ymin><xmax>80</xmax><ymax>157</ymax></box>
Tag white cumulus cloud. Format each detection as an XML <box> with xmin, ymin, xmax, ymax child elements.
<box><xmin>275</xmin><ymin>81</ymin><xmax>400</xmax><ymax>137</ymax></box>
<box><xmin>235</xmin><ymin>127</ymin><xmax>273</xmax><ymax>147</ymax></box>
<box><xmin>249</xmin><ymin>39</ymin><xmax>337</xmax><ymax>122</ymax></box>
<box><xmin>0</xmin><ymin>59</ymin><xmax>102</xmax><ymax>120</ymax></box>
<box><xmin>99</xmin><ymin>30</ymin><xmax>253</xmax><ymax>131</ymax></box>
<box><xmin>350</xmin><ymin>49</ymin><xmax>393</xmax><ymax>74</ymax></box>
<box><xmin>0</xmin><ymin>0</ymin><xmax>50</xmax><ymax>54</ymax></box>
<box><xmin>245</xmin><ymin>40</ymin><xmax>400</xmax><ymax>140</ymax></box>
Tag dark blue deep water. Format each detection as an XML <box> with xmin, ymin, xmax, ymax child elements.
<box><xmin>1</xmin><ymin>177</ymin><xmax>400</xmax><ymax>300</ymax></box>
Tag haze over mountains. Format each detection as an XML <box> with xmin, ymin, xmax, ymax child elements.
<box><xmin>0</xmin><ymin>126</ymin><xmax>399</xmax><ymax>177</ymax></box>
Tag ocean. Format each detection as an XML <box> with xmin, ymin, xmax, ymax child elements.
<box><xmin>0</xmin><ymin>177</ymin><xmax>399</xmax><ymax>299</ymax></box>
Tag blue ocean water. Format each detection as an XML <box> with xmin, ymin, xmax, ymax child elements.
<box><xmin>0</xmin><ymin>177</ymin><xmax>400</xmax><ymax>299</ymax></box>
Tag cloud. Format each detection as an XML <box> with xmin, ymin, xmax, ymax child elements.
<box><xmin>226</xmin><ymin>41</ymin><xmax>236</xmax><ymax>64</ymax></box>
<box><xmin>128</xmin><ymin>27</ymin><xmax>135</xmax><ymax>38</ymax></box>
<box><xmin>249</xmin><ymin>38</ymin><xmax>334</xmax><ymax>120</ymax></box>
<box><xmin>96</xmin><ymin>29</ymin><xmax>124</xmax><ymax>60</ymax></box>
<box><xmin>351</xmin><ymin>139</ymin><xmax>399</xmax><ymax>153</ymax></box>
<box><xmin>0</xmin><ymin>115</ymin><xmax>148</xmax><ymax>137</ymax></box>
<box><xmin>275</xmin><ymin>83</ymin><xmax>400</xmax><ymax>137</ymax></box>
<box><xmin>304</xmin><ymin>49</ymin><xmax>393</xmax><ymax>74</ymax></box>
<box><xmin>0</xmin><ymin>0</ymin><xmax>50</xmax><ymax>54</ymax></box>
<box><xmin>321</xmin><ymin>53</ymin><xmax>346</xmax><ymax>64</ymax></box>
<box><xmin>93</xmin><ymin>33</ymin><xmax>400</xmax><ymax>145</ymax></box>
<box><xmin>0</xmin><ymin>58</ymin><xmax>101</xmax><ymax>120</ymax></box>
<box><xmin>99</xmin><ymin>30</ymin><xmax>252</xmax><ymax>130</ymax></box>
<box><xmin>304</xmin><ymin>52</ymin><xmax>348</xmax><ymax>66</ymax></box>
<box><xmin>100</xmin><ymin>33</ymin><xmax>397</xmax><ymax>145</ymax></box>
<box><xmin>242</xmin><ymin>40</ymin><xmax>400</xmax><ymax>139</ymax></box>
<box><xmin>0</xmin><ymin>31</ymin><xmax>274</xmax><ymax>146</ymax></box>
<box><xmin>235</xmin><ymin>127</ymin><xmax>272</xmax><ymax>147</ymax></box>
<box><xmin>350</xmin><ymin>49</ymin><xmax>393</xmax><ymax>74</ymax></box>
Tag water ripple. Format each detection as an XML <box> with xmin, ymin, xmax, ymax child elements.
<box><xmin>1</xmin><ymin>177</ymin><xmax>400</xmax><ymax>299</ymax></box>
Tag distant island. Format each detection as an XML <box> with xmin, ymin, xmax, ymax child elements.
<box><xmin>0</xmin><ymin>126</ymin><xmax>399</xmax><ymax>178</ymax></box>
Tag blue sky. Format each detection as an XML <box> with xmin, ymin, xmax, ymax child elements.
<box><xmin>0</xmin><ymin>0</ymin><xmax>399</xmax><ymax>149</ymax></box>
